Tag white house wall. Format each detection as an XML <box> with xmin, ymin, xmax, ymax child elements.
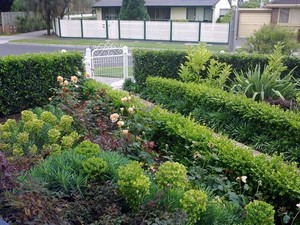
<box><xmin>96</xmin><ymin>8</ymin><xmax>102</xmax><ymax>20</ymax></box>
<box><xmin>289</xmin><ymin>8</ymin><xmax>300</xmax><ymax>25</ymax></box>
<box><xmin>170</xmin><ymin>7</ymin><xmax>186</xmax><ymax>20</ymax></box>
<box><xmin>196</xmin><ymin>8</ymin><xmax>204</xmax><ymax>21</ymax></box>
<box><xmin>213</xmin><ymin>0</ymin><xmax>231</xmax><ymax>22</ymax></box>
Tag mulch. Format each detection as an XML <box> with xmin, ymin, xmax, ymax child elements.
<box><xmin>0</xmin><ymin>113</ymin><xmax>21</xmax><ymax>124</ymax></box>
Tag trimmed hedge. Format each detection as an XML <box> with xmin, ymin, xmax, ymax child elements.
<box><xmin>0</xmin><ymin>52</ymin><xmax>84</xmax><ymax>116</ymax></box>
<box><xmin>96</xmin><ymin>81</ymin><xmax>300</xmax><ymax>214</ymax></box>
<box><xmin>132</xmin><ymin>49</ymin><xmax>300</xmax><ymax>86</ymax></box>
<box><xmin>144</xmin><ymin>77</ymin><xmax>300</xmax><ymax>162</ymax></box>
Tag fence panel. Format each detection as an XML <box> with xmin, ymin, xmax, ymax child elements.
<box><xmin>200</xmin><ymin>23</ymin><xmax>229</xmax><ymax>43</ymax></box>
<box><xmin>172</xmin><ymin>21</ymin><xmax>199</xmax><ymax>42</ymax></box>
<box><xmin>83</xmin><ymin>20</ymin><xmax>106</xmax><ymax>38</ymax></box>
<box><xmin>60</xmin><ymin>20</ymin><xmax>81</xmax><ymax>37</ymax></box>
<box><xmin>120</xmin><ymin>20</ymin><xmax>144</xmax><ymax>40</ymax></box>
<box><xmin>146</xmin><ymin>21</ymin><xmax>170</xmax><ymax>41</ymax></box>
<box><xmin>1</xmin><ymin>12</ymin><xmax>25</xmax><ymax>26</ymax></box>
<box><xmin>108</xmin><ymin>20</ymin><xmax>119</xmax><ymax>39</ymax></box>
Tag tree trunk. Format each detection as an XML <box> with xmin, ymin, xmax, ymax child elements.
<box><xmin>46</xmin><ymin>10</ymin><xmax>51</xmax><ymax>36</ymax></box>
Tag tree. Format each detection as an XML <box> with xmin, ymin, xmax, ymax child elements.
<box><xmin>119</xmin><ymin>0</ymin><xmax>149</xmax><ymax>20</ymax></box>
<box><xmin>1</xmin><ymin>0</ymin><xmax>14</xmax><ymax>11</ymax></box>
<box><xmin>22</xmin><ymin>0</ymin><xmax>72</xmax><ymax>35</ymax></box>
<box><xmin>239</xmin><ymin>0</ymin><xmax>269</xmax><ymax>8</ymax></box>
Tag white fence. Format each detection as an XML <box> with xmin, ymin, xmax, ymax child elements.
<box><xmin>54</xmin><ymin>18</ymin><xmax>230</xmax><ymax>44</ymax></box>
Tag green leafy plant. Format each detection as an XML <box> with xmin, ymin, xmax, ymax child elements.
<box><xmin>242</xmin><ymin>24</ymin><xmax>299</xmax><ymax>55</ymax></box>
<box><xmin>117</xmin><ymin>161</ymin><xmax>151</xmax><ymax>210</ymax></box>
<box><xmin>155</xmin><ymin>161</ymin><xmax>188</xmax><ymax>190</ymax></box>
<box><xmin>180</xmin><ymin>189</ymin><xmax>208</xmax><ymax>225</ymax></box>
<box><xmin>82</xmin><ymin>157</ymin><xmax>107</xmax><ymax>180</ymax></box>
<box><xmin>0</xmin><ymin>109</ymin><xmax>79</xmax><ymax>157</ymax></box>
<box><xmin>74</xmin><ymin>140</ymin><xmax>101</xmax><ymax>158</ymax></box>
<box><xmin>245</xmin><ymin>200</ymin><xmax>275</xmax><ymax>225</ymax></box>
<box><xmin>30</xmin><ymin>150</ymin><xmax>88</xmax><ymax>194</ymax></box>
<box><xmin>0</xmin><ymin>52</ymin><xmax>84</xmax><ymax>116</ymax></box>
<box><xmin>231</xmin><ymin>44</ymin><xmax>299</xmax><ymax>101</ymax></box>
<box><xmin>178</xmin><ymin>44</ymin><xmax>231</xmax><ymax>88</ymax></box>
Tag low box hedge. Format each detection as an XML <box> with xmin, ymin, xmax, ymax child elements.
<box><xmin>132</xmin><ymin>49</ymin><xmax>300</xmax><ymax>86</ymax></box>
<box><xmin>0</xmin><ymin>52</ymin><xmax>84</xmax><ymax>116</ymax></box>
<box><xmin>144</xmin><ymin>77</ymin><xmax>300</xmax><ymax>162</ymax></box>
<box><xmin>96</xmin><ymin>81</ymin><xmax>300</xmax><ymax>213</ymax></box>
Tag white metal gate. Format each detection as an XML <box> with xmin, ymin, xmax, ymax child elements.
<box><xmin>84</xmin><ymin>42</ymin><xmax>133</xmax><ymax>79</ymax></box>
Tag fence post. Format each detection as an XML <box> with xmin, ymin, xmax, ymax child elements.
<box><xmin>80</xmin><ymin>18</ymin><xmax>84</xmax><ymax>38</ymax></box>
<box><xmin>84</xmin><ymin>48</ymin><xmax>92</xmax><ymax>76</ymax></box>
<box><xmin>118</xmin><ymin>19</ymin><xmax>121</xmax><ymax>40</ymax></box>
<box><xmin>106</xmin><ymin>19</ymin><xmax>109</xmax><ymax>39</ymax></box>
<box><xmin>198</xmin><ymin>21</ymin><xmax>201</xmax><ymax>42</ymax></box>
<box><xmin>170</xmin><ymin>20</ymin><xmax>173</xmax><ymax>42</ymax></box>
<box><xmin>123</xmin><ymin>46</ymin><xmax>129</xmax><ymax>79</ymax></box>
<box><xmin>144</xmin><ymin>20</ymin><xmax>146</xmax><ymax>40</ymax></box>
<box><xmin>58</xmin><ymin>17</ymin><xmax>61</xmax><ymax>37</ymax></box>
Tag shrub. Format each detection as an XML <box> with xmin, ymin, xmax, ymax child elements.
<box><xmin>155</xmin><ymin>161</ymin><xmax>188</xmax><ymax>190</ymax></box>
<box><xmin>179</xmin><ymin>44</ymin><xmax>231</xmax><ymax>89</ymax></box>
<box><xmin>82</xmin><ymin>157</ymin><xmax>107</xmax><ymax>180</ymax></box>
<box><xmin>92</xmin><ymin>82</ymin><xmax>300</xmax><ymax>219</ymax></box>
<box><xmin>132</xmin><ymin>49</ymin><xmax>300</xmax><ymax>88</ymax></box>
<box><xmin>180</xmin><ymin>189</ymin><xmax>207</xmax><ymax>225</ymax></box>
<box><xmin>0</xmin><ymin>51</ymin><xmax>84</xmax><ymax>116</ymax></box>
<box><xmin>144</xmin><ymin>77</ymin><xmax>300</xmax><ymax>162</ymax></box>
<box><xmin>245</xmin><ymin>200</ymin><xmax>275</xmax><ymax>225</ymax></box>
<box><xmin>117</xmin><ymin>161</ymin><xmax>151</xmax><ymax>210</ymax></box>
<box><xmin>0</xmin><ymin>109</ymin><xmax>79</xmax><ymax>157</ymax></box>
<box><xmin>242</xmin><ymin>24</ymin><xmax>299</xmax><ymax>55</ymax></box>
<box><xmin>74</xmin><ymin>140</ymin><xmax>101</xmax><ymax>158</ymax></box>
<box><xmin>231</xmin><ymin>44</ymin><xmax>299</xmax><ymax>101</ymax></box>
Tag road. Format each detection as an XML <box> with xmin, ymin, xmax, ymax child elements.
<box><xmin>0</xmin><ymin>43</ymin><xmax>86</xmax><ymax>56</ymax></box>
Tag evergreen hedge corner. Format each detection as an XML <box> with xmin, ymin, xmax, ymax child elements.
<box><xmin>0</xmin><ymin>51</ymin><xmax>84</xmax><ymax>116</ymax></box>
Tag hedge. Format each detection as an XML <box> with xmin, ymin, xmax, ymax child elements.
<box><xmin>0</xmin><ymin>51</ymin><xmax>84</xmax><ymax>116</ymax></box>
<box><xmin>144</xmin><ymin>77</ymin><xmax>300</xmax><ymax>163</ymax></box>
<box><xmin>132</xmin><ymin>49</ymin><xmax>300</xmax><ymax>86</ymax></box>
<box><xmin>95</xmin><ymin>81</ymin><xmax>300</xmax><ymax>215</ymax></box>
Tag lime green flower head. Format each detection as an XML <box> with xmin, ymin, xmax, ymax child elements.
<box><xmin>24</xmin><ymin>119</ymin><xmax>44</xmax><ymax>133</ymax></box>
<box><xmin>61</xmin><ymin>135</ymin><xmax>75</xmax><ymax>149</ymax></box>
<box><xmin>83</xmin><ymin>157</ymin><xmax>107</xmax><ymax>180</ymax></box>
<box><xmin>3</xmin><ymin>119</ymin><xmax>17</xmax><ymax>132</ymax></box>
<box><xmin>29</xmin><ymin>144</ymin><xmax>38</xmax><ymax>155</ymax></box>
<box><xmin>59</xmin><ymin>115</ymin><xmax>74</xmax><ymax>131</ymax></box>
<box><xmin>48</xmin><ymin>128</ymin><xmax>61</xmax><ymax>144</ymax></box>
<box><xmin>1</xmin><ymin>131</ymin><xmax>11</xmax><ymax>142</ymax></box>
<box><xmin>21</xmin><ymin>110</ymin><xmax>37</xmax><ymax>122</ymax></box>
<box><xmin>41</xmin><ymin>111</ymin><xmax>57</xmax><ymax>125</ymax></box>
<box><xmin>17</xmin><ymin>132</ymin><xmax>29</xmax><ymax>145</ymax></box>
<box><xmin>12</xmin><ymin>145</ymin><xmax>24</xmax><ymax>157</ymax></box>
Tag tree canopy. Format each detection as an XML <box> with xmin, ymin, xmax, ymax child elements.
<box><xmin>1</xmin><ymin>0</ymin><xmax>14</xmax><ymax>12</ymax></box>
<box><xmin>119</xmin><ymin>0</ymin><xmax>149</xmax><ymax>20</ymax></box>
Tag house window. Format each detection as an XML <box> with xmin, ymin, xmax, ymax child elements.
<box><xmin>148</xmin><ymin>7</ymin><xmax>171</xmax><ymax>20</ymax></box>
<box><xmin>279</xmin><ymin>8</ymin><xmax>289</xmax><ymax>23</ymax></box>
<box><xmin>102</xmin><ymin>7</ymin><xmax>120</xmax><ymax>20</ymax></box>
<box><xmin>204</xmin><ymin>7</ymin><xmax>213</xmax><ymax>22</ymax></box>
<box><xmin>187</xmin><ymin>7</ymin><xmax>196</xmax><ymax>21</ymax></box>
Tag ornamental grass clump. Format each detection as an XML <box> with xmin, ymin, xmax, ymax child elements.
<box><xmin>117</xmin><ymin>161</ymin><xmax>150</xmax><ymax>210</ymax></box>
<box><xmin>180</xmin><ymin>189</ymin><xmax>207</xmax><ymax>225</ymax></box>
<box><xmin>155</xmin><ymin>161</ymin><xmax>188</xmax><ymax>190</ymax></box>
<box><xmin>245</xmin><ymin>200</ymin><xmax>275</xmax><ymax>225</ymax></box>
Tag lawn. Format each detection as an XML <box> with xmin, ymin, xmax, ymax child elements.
<box><xmin>11</xmin><ymin>35</ymin><xmax>228</xmax><ymax>52</ymax></box>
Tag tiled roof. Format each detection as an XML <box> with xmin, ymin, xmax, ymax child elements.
<box><xmin>93</xmin><ymin>0</ymin><xmax>220</xmax><ymax>8</ymax></box>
